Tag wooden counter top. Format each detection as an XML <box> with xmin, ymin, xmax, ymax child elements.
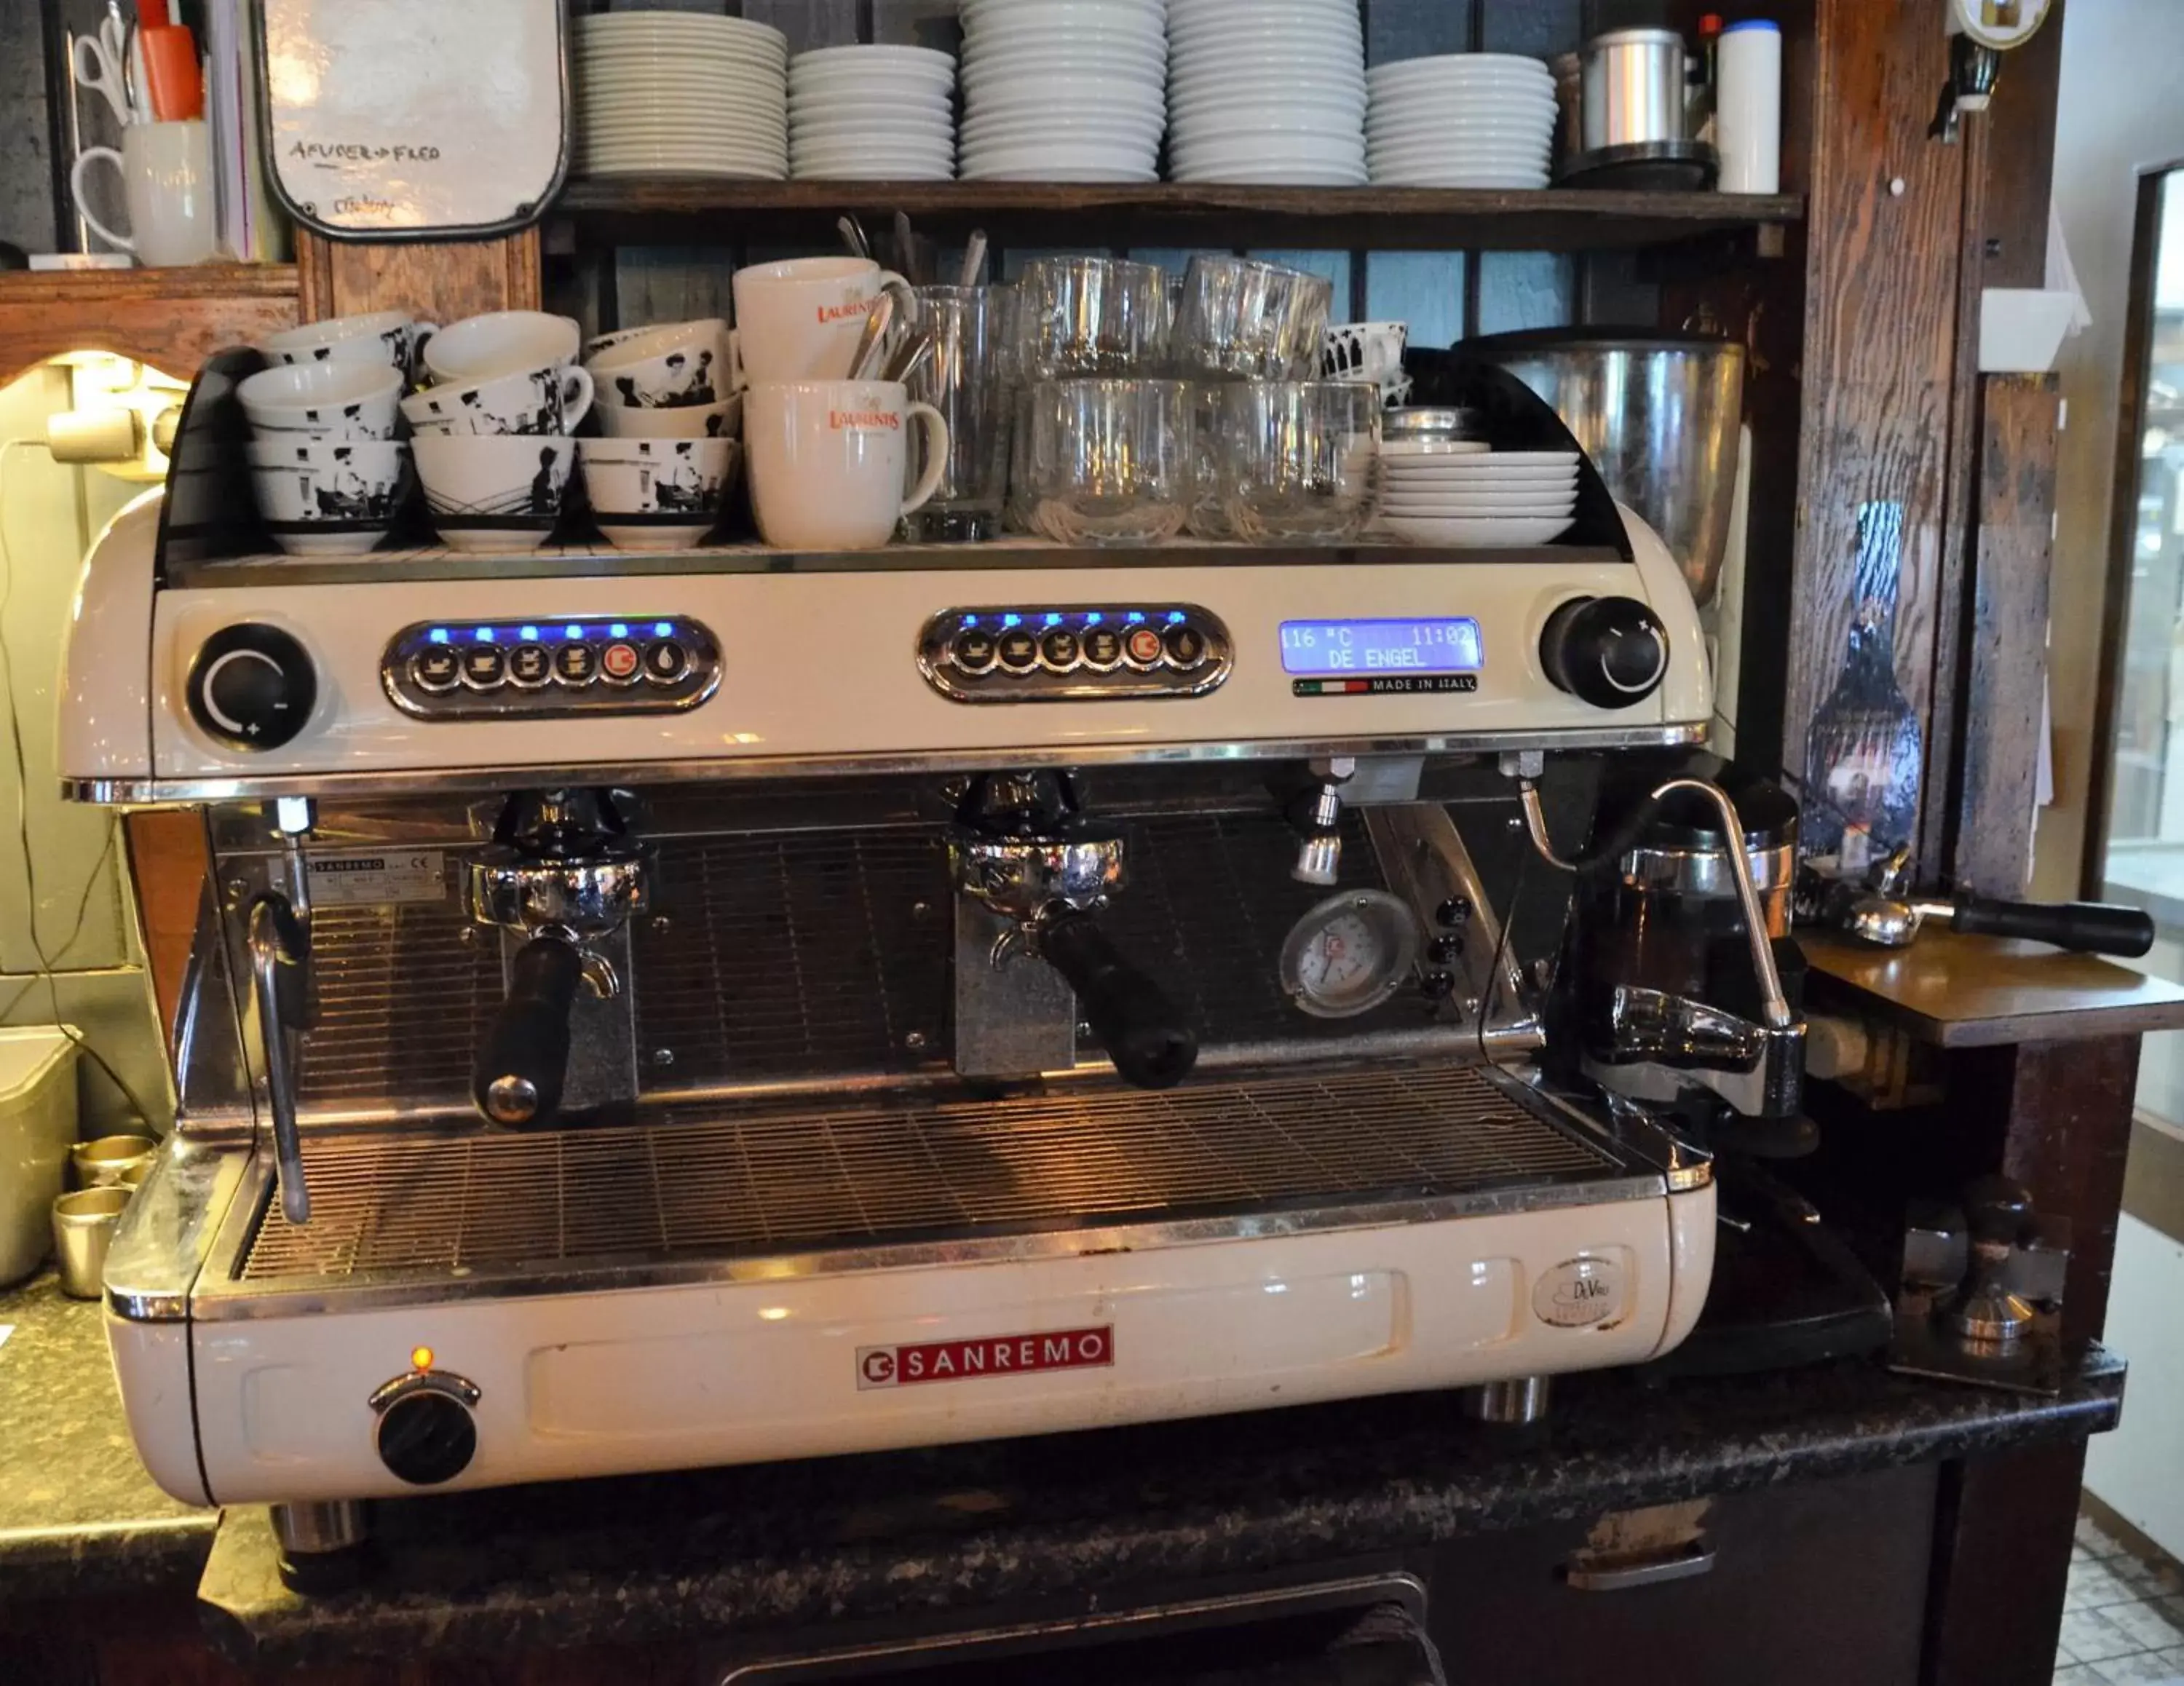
<box><xmin>1801</xmin><ymin>927</ymin><xmax>2184</xmax><ymax>1048</ymax></box>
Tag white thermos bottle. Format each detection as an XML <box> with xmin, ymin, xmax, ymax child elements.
<box><xmin>1716</xmin><ymin>19</ymin><xmax>1781</xmax><ymax>194</ymax></box>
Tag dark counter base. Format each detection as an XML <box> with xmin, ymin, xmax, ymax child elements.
<box><xmin>198</xmin><ymin>1347</ymin><xmax>2124</xmax><ymax>1671</ymax></box>
<box><xmin>0</xmin><ymin>1273</ymin><xmax>217</xmax><ymax>1601</ymax></box>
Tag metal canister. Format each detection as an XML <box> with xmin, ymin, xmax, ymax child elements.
<box><xmin>1581</xmin><ymin>28</ymin><xmax>1690</xmax><ymax>152</ymax></box>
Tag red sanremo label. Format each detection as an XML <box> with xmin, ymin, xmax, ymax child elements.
<box><xmin>856</xmin><ymin>1326</ymin><xmax>1113</xmax><ymax>1390</ymax></box>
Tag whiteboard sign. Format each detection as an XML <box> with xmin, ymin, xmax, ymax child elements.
<box><xmin>260</xmin><ymin>0</ymin><xmax>569</xmax><ymax>240</ymax></box>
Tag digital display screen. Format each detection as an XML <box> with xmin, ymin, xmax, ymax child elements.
<box><xmin>1279</xmin><ymin>618</ymin><xmax>1484</xmax><ymax>676</ymax></box>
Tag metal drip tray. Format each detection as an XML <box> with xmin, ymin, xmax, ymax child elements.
<box><xmin>232</xmin><ymin>1066</ymin><xmax>1645</xmax><ymax>1296</ymax></box>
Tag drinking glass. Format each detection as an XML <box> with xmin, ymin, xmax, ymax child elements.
<box><xmin>1015</xmin><ymin>258</ymin><xmax>1171</xmax><ymax>381</ymax></box>
<box><xmin>1220</xmin><ymin>381</ymin><xmax>1382</xmax><ymax>545</ymax></box>
<box><xmin>1184</xmin><ymin>381</ymin><xmax>1235</xmax><ymax>540</ymax></box>
<box><xmin>1173</xmin><ymin>256</ymin><xmax>1336</xmax><ymax>381</ymax></box>
<box><xmin>1028</xmin><ymin>379</ymin><xmax>1194</xmax><ymax>547</ymax></box>
<box><xmin>904</xmin><ymin>285</ymin><xmax>1018</xmax><ymax>542</ymax></box>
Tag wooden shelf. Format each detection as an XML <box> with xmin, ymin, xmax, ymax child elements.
<box><xmin>551</xmin><ymin>180</ymin><xmax>1802</xmax><ymax>255</ymax></box>
<box><xmin>0</xmin><ymin>263</ymin><xmax>298</xmax><ymax>389</ymax></box>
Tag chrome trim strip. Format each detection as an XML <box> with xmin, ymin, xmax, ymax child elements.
<box><xmin>103</xmin><ymin>1137</ymin><xmax>255</xmax><ymax>1322</ymax></box>
<box><xmin>62</xmin><ymin>723</ymin><xmax>1707</xmax><ymax>805</ymax></box>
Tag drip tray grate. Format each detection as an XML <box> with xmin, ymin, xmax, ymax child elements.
<box><xmin>238</xmin><ymin>1066</ymin><xmax>1626</xmax><ymax>1286</ymax></box>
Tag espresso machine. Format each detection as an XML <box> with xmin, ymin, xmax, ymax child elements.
<box><xmin>61</xmin><ymin>367</ymin><xmax>1798</xmax><ymax>1587</ymax></box>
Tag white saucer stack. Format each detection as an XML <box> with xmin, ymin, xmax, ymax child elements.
<box><xmin>1374</xmin><ymin>445</ymin><xmax>1580</xmax><ymax>546</ymax></box>
<box><xmin>1366</xmin><ymin>54</ymin><xmax>1559</xmax><ymax>188</ymax></box>
<box><xmin>1166</xmin><ymin>0</ymin><xmax>1366</xmax><ymax>185</ymax></box>
<box><xmin>572</xmin><ymin>12</ymin><xmax>788</xmax><ymax>181</ymax></box>
<box><xmin>958</xmin><ymin>0</ymin><xmax>1168</xmax><ymax>182</ymax></box>
<box><xmin>789</xmin><ymin>45</ymin><xmax>957</xmax><ymax>181</ymax></box>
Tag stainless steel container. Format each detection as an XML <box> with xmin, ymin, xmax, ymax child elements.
<box><xmin>1468</xmin><ymin>329</ymin><xmax>1745</xmax><ymax>610</ymax></box>
<box><xmin>1582</xmin><ymin>28</ymin><xmax>1688</xmax><ymax>151</ymax></box>
<box><xmin>52</xmin><ymin>1187</ymin><xmax>129</xmax><ymax>1299</ymax></box>
<box><xmin>71</xmin><ymin>1133</ymin><xmax>156</xmax><ymax>1189</ymax></box>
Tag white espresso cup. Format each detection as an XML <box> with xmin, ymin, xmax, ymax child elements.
<box><xmin>402</xmin><ymin>363</ymin><xmax>596</xmax><ymax>437</ymax></box>
<box><xmin>258</xmin><ymin>312</ymin><xmax>439</xmax><ymax>373</ymax></box>
<box><xmin>423</xmin><ymin>312</ymin><xmax>582</xmax><ymax>384</ymax></box>
<box><xmin>732</xmin><ymin>258</ymin><xmax>917</xmax><ymax>383</ymax></box>
<box><xmin>71</xmin><ymin>119</ymin><xmax>218</xmax><ymax>267</ymax></box>
<box><xmin>745</xmin><ymin>379</ymin><xmax>948</xmax><ymax>550</ymax></box>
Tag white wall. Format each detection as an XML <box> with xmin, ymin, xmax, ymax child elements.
<box><xmin>0</xmin><ymin>366</ymin><xmax>170</xmax><ymax>1131</ymax></box>
<box><xmin>2035</xmin><ymin>0</ymin><xmax>2184</xmax><ymax>901</ymax></box>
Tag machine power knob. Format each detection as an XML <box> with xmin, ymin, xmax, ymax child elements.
<box><xmin>186</xmin><ymin>625</ymin><xmax>317</xmax><ymax>751</ymax></box>
<box><xmin>375</xmin><ymin>1389</ymin><xmax>478</xmax><ymax>1486</ymax></box>
<box><xmin>1539</xmin><ymin>596</ymin><xmax>1669</xmax><ymax>710</ymax></box>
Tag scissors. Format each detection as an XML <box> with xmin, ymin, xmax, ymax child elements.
<box><xmin>71</xmin><ymin>7</ymin><xmax>135</xmax><ymax>130</ymax></box>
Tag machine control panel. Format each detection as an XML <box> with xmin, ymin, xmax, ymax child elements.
<box><xmin>381</xmin><ymin>616</ymin><xmax>721</xmax><ymax>720</ymax></box>
<box><xmin>919</xmin><ymin>606</ymin><xmax>1232</xmax><ymax>702</ymax></box>
<box><xmin>186</xmin><ymin>624</ymin><xmax>318</xmax><ymax>751</ymax></box>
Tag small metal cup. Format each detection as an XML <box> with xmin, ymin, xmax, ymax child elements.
<box><xmin>116</xmin><ymin>1159</ymin><xmax>150</xmax><ymax>1190</ymax></box>
<box><xmin>71</xmin><ymin>1133</ymin><xmax>155</xmax><ymax>1189</ymax></box>
<box><xmin>52</xmin><ymin>1187</ymin><xmax>130</xmax><ymax>1299</ymax></box>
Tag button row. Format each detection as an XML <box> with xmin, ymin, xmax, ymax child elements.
<box><xmin>411</xmin><ymin>638</ymin><xmax>688</xmax><ymax>695</ymax></box>
<box><xmin>952</xmin><ymin>621</ymin><xmax>1208</xmax><ymax>678</ymax></box>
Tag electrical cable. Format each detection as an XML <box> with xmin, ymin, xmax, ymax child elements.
<box><xmin>0</xmin><ymin>438</ymin><xmax>161</xmax><ymax>1123</ymax></box>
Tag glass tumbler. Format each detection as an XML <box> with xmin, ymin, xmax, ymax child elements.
<box><xmin>1173</xmin><ymin>256</ymin><xmax>1337</xmax><ymax>381</ymax></box>
<box><xmin>1015</xmin><ymin>257</ymin><xmax>1171</xmax><ymax>381</ymax></box>
<box><xmin>904</xmin><ymin>284</ymin><xmax>1017</xmax><ymax>542</ymax></box>
<box><xmin>1220</xmin><ymin>381</ymin><xmax>1382</xmax><ymax>545</ymax></box>
<box><xmin>1028</xmin><ymin>379</ymin><xmax>1194</xmax><ymax>547</ymax></box>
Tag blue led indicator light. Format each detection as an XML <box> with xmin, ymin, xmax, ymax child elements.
<box><xmin>473</xmin><ymin>627</ymin><xmax>495</xmax><ymax>644</ymax></box>
<box><xmin>610</xmin><ymin>622</ymin><xmax>630</xmax><ymax>639</ymax></box>
<box><xmin>962</xmin><ymin>614</ymin><xmax>978</xmax><ymax>628</ymax></box>
<box><xmin>654</xmin><ymin>622</ymin><xmax>673</xmax><ymax>638</ymax></box>
<box><xmin>1002</xmin><ymin>613</ymin><xmax>1022</xmax><ymax>628</ymax></box>
<box><xmin>1044</xmin><ymin>612</ymin><xmax>1062</xmax><ymax>627</ymax></box>
<box><xmin>1126</xmin><ymin>611</ymin><xmax>1145</xmax><ymax>625</ymax></box>
<box><xmin>1167</xmin><ymin>610</ymin><xmax>1186</xmax><ymax>625</ymax></box>
<box><xmin>518</xmin><ymin>625</ymin><xmax>540</xmax><ymax>643</ymax></box>
<box><xmin>428</xmin><ymin>628</ymin><xmax>449</xmax><ymax>645</ymax></box>
<box><xmin>1085</xmin><ymin>612</ymin><xmax>1102</xmax><ymax>625</ymax></box>
<box><xmin>565</xmin><ymin>624</ymin><xmax>584</xmax><ymax>641</ymax></box>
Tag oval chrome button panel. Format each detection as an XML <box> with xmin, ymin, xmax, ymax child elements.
<box><xmin>919</xmin><ymin>606</ymin><xmax>1233</xmax><ymax>702</ymax></box>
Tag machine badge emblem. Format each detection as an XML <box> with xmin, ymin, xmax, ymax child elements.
<box><xmin>857</xmin><ymin>1326</ymin><xmax>1114</xmax><ymax>1390</ymax></box>
<box><xmin>1532</xmin><ymin>1257</ymin><xmax>1629</xmax><ymax>1330</ymax></box>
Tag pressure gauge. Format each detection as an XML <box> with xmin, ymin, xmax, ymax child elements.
<box><xmin>1949</xmin><ymin>0</ymin><xmax>2052</xmax><ymax>52</ymax></box>
<box><xmin>1278</xmin><ymin>890</ymin><xmax>1423</xmax><ymax>1019</ymax></box>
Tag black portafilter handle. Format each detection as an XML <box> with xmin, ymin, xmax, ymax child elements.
<box><xmin>1947</xmin><ymin>895</ymin><xmax>2155</xmax><ymax>959</ymax></box>
<box><xmin>1039</xmin><ymin>909</ymin><xmax>1199</xmax><ymax>1091</ymax></box>
<box><xmin>472</xmin><ymin>935</ymin><xmax>582</xmax><ymax>1127</ymax></box>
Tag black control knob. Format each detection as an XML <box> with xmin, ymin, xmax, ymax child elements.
<box><xmin>1539</xmin><ymin>596</ymin><xmax>1668</xmax><ymax>710</ymax></box>
<box><xmin>376</xmin><ymin>1389</ymin><xmax>477</xmax><ymax>1486</ymax></box>
<box><xmin>187</xmin><ymin>625</ymin><xmax>317</xmax><ymax>751</ymax></box>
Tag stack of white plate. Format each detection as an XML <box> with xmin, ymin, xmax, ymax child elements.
<box><xmin>1366</xmin><ymin>55</ymin><xmax>1558</xmax><ymax>188</ymax></box>
<box><xmin>1373</xmin><ymin>445</ymin><xmax>1580</xmax><ymax>546</ymax></box>
<box><xmin>1167</xmin><ymin>0</ymin><xmax>1365</xmax><ymax>185</ymax></box>
<box><xmin>572</xmin><ymin>12</ymin><xmax>788</xmax><ymax>180</ymax></box>
<box><xmin>789</xmin><ymin>45</ymin><xmax>957</xmax><ymax>181</ymax></box>
<box><xmin>959</xmin><ymin>0</ymin><xmax>1168</xmax><ymax>182</ymax></box>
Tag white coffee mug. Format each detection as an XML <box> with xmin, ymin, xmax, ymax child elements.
<box><xmin>745</xmin><ymin>380</ymin><xmax>948</xmax><ymax>550</ymax></box>
<box><xmin>423</xmin><ymin>312</ymin><xmax>582</xmax><ymax>384</ymax></box>
<box><xmin>732</xmin><ymin>258</ymin><xmax>916</xmax><ymax>383</ymax></box>
<box><xmin>259</xmin><ymin>312</ymin><xmax>439</xmax><ymax>373</ymax></box>
<box><xmin>71</xmin><ymin>119</ymin><xmax>217</xmax><ymax>268</ymax></box>
<box><xmin>403</xmin><ymin>363</ymin><xmax>596</xmax><ymax>437</ymax></box>
<box><xmin>237</xmin><ymin>361</ymin><xmax>403</xmax><ymax>442</ymax></box>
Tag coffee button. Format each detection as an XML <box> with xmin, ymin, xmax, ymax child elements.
<box><xmin>460</xmin><ymin>646</ymin><xmax>508</xmax><ymax>689</ymax></box>
<box><xmin>1038</xmin><ymin>628</ymin><xmax>1080</xmax><ymax>670</ymax></box>
<box><xmin>997</xmin><ymin>630</ymin><xmax>1040</xmax><ymax>673</ymax></box>
<box><xmin>555</xmin><ymin>644</ymin><xmax>597</xmax><ymax>685</ymax></box>
<box><xmin>1082</xmin><ymin>628</ymin><xmax>1123</xmax><ymax>670</ymax></box>
<box><xmin>644</xmin><ymin>640</ymin><xmax>688</xmax><ymax>685</ymax></box>
<box><xmin>601</xmin><ymin>642</ymin><xmax>643</xmax><ymax>685</ymax></box>
<box><xmin>1125</xmin><ymin>627</ymin><xmax>1164</xmax><ymax>667</ymax></box>
<box><xmin>1163</xmin><ymin>623</ymin><xmax>1209</xmax><ymax>670</ymax></box>
<box><xmin>951</xmin><ymin>628</ymin><xmax>997</xmax><ymax>673</ymax></box>
<box><xmin>411</xmin><ymin>649</ymin><xmax>462</xmax><ymax>693</ymax></box>
<box><xmin>509</xmin><ymin>644</ymin><xmax>553</xmax><ymax>688</ymax></box>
